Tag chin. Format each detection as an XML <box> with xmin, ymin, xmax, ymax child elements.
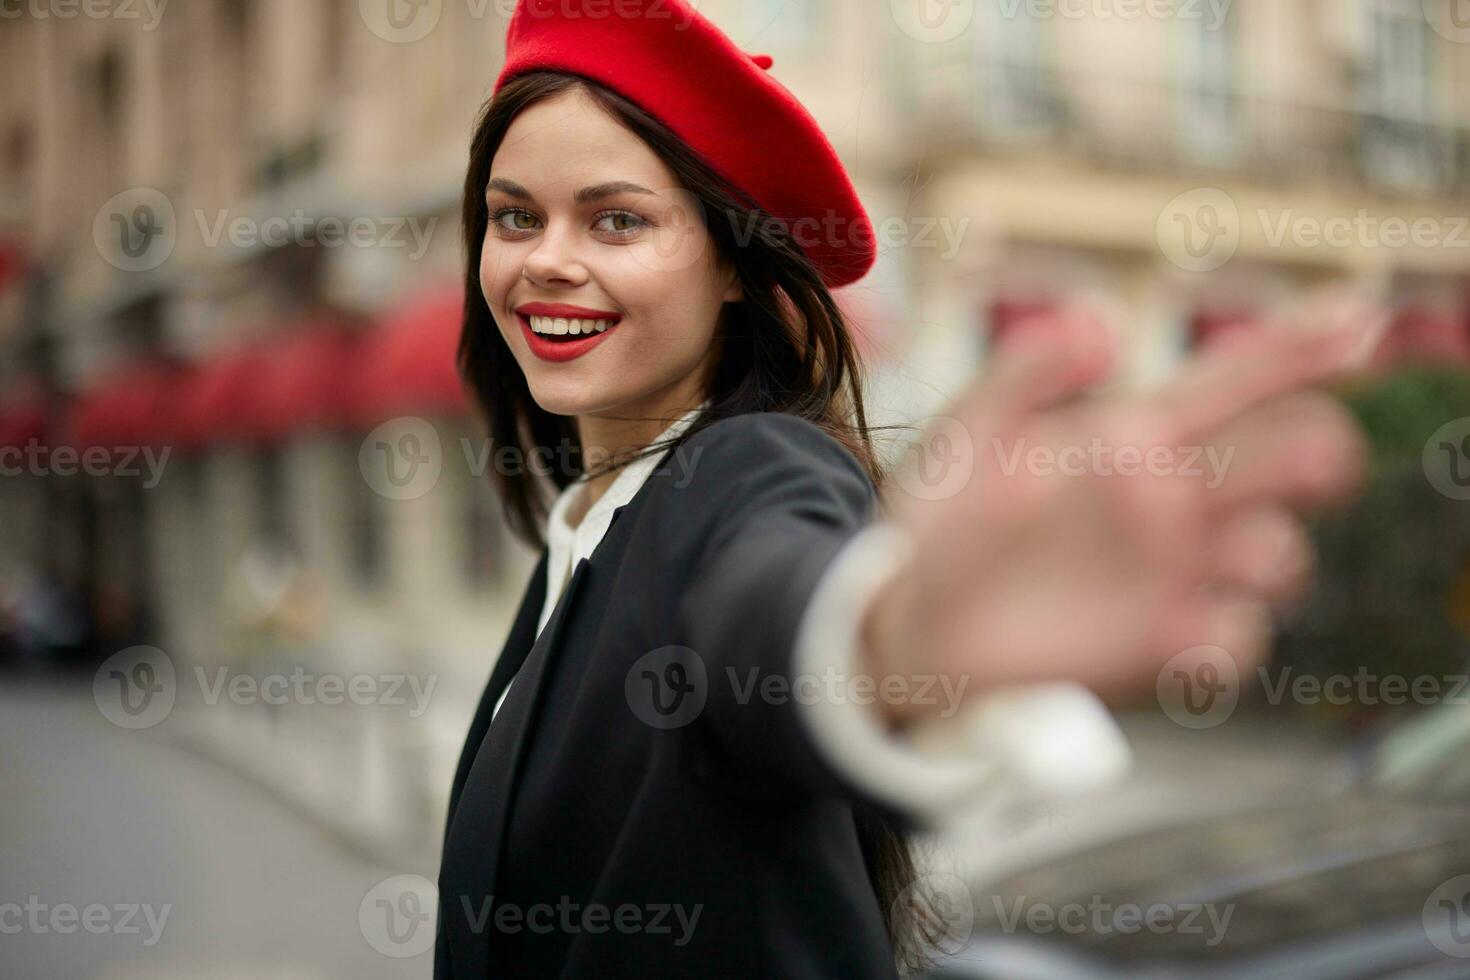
<box><xmin>525</xmin><ymin>383</ymin><xmax>613</xmax><ymax>420</ymax></box>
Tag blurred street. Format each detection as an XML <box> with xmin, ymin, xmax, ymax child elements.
<box><xmin>0</xmin><ymin>675</ymin><xmax>430</xmax><ymax>980</ymax></box>
<box><xmin>0</xmin><ymin>667</ymin><xmax>1355</xmax><ymax>980</ymax></box>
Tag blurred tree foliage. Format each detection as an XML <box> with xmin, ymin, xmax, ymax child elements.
<box><xmin>1268</xmin><ymin>366</ymin><xmax>1470</xmax><ymax>730</ymax></box>
<box><xmin>1345</xmin><ymin>367</ymin><xmax>1470</xmax><ymax>461</ymax></box>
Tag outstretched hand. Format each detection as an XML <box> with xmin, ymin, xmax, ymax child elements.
<box><xmin>861</xmin><ymin>290</ymin><xmax>1388</xmax><ymax>728</ymax></box>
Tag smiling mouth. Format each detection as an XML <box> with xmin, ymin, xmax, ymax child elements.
<box><xmin>521</xmin><ymin>313</ymin><xmax>621</xmax><ymax>341</ymax></box>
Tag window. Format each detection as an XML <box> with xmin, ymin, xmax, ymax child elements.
<box><xmin>1177</xmin><ymin>10</ymin><xmax>1237</xmax><ymax>163</ymax></box>
<box><xmin>1357</xmin><ymin>0</ymin><xmax>1450</xmax><ymax>194</ymax></box>
<box><xmin>91</xmin><ymin>47</ymin><xmax>124</xmax><ymax>137</ymax></box>
<box><xmin>254</xmin><ymin>448</ymin><xmax>295</xmax><ymax>555</ymax></box>
<box><xmin>975</xmin><ymin>3</ymin><xmax>1058</xmax><ymax>137</ymax></box>
<box><xmin>341</xmin><ymin>436</ymin><xmax>382</xmax><ymax>587</ymax></box>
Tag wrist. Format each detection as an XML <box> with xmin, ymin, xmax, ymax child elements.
<box><xmin>858</xmin><ymin>571</ymin><xmax>921</xmax><ymax>732</ymax></box>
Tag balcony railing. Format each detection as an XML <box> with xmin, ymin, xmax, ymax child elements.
<box><xmin>912</xmin><ymin>59</ymin><xmax>1470</xmax><ymax>199</ymax></box>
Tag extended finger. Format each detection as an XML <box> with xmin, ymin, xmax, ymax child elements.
<box><xmin>973</xmin><ymin>304</ymin><xmax>1119</xmax><ymax>430</ymax></box>
<box><xmin>1148</xmin><ymin>589</ymin><xmax>1275</xmax><ymax>697</ymax></box>
<box><xmin>1203</xmin><ymin>505</ymin><xmax>1315</xmax><ymax>607</ymax></box>
<box><xmin>1152</xmin><ymin>295</ymin><xmax>1386</xmax><ymax>442</ymax></box>
<box><xmin>1198</xmin><ymin>390</ymin><xmax>1369</xmax><ymax>514</ymax></box>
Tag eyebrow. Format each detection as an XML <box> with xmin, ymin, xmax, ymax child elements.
<box><xmin>486</xmin><ymin>177</ymin><xmax>658</xmax><ymax>204</ymax></box>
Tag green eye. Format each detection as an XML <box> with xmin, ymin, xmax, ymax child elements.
<box><xmin>596</xmin><ymin>210</ymin><xmax>645</xmax><ymax>235</ymax></box>
<box><xmin>491</xmin><ymin>208</ymin><xmax>539</xmax><ymax>233</ymax></box>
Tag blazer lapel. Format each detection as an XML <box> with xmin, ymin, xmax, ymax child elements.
<box><xmin>443</xmin><ymin>554</ymin><xmax>591</xmax><ymax>980</ymax></box>
<box><xmin>443</xmin><ymin>549</ymin><xmax>549</xmax><ymax>834</ymax></box>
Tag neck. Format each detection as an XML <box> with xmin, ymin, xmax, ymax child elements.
<box><xmin>573</xmin><ymin>381</ymin><xmax>705</xmax><ymax>513</ymax></box>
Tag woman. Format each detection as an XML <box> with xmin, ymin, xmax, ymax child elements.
<box><xmin>435</xmin><ymin>2</ymin><xmax>1380</xmax><ymax>977</ymax></box>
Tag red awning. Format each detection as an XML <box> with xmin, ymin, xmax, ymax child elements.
<box><xmin>0</xmin><ymin>383</ymin><xmax>46</xmax><ymax>449</ymax></box>
<box><xmin>250</xmin><ymin>317</ymin><xmax>359</xmax><ymax>440</ymax></box>
<box><xmin>0</xmin><ymin>238</ymin><xmax>26</xmax><ymax>294</ymax></box>
<box><xmin>352</xmin><ymin>283</ymin><xmax>469</xmax><ymax>425</ymax></box>
<box><xmin>1372</xmin><ymin>304</ymin><xmax>1470</xmax><ymax>370</ymax></box>
<box><xmin>65</xmin><ymin>360</ymin><xmax>180</xmax><ymax>450</ymax></box>
<box><xmin>170</xmin><ymin>346</ymin><xmax>268</xmax><ymax>450</ymax></box>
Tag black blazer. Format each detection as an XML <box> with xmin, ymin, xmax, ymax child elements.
<box><xmin>434</xmin><ymin>412</ymin><xmax>919</xmax><ymax>979</ymax></box>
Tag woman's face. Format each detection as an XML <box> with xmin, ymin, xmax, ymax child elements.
<box><xmin>480</xmin><ymin>86</ymin><xmax>742</xmax><ymax>420</ymax></box>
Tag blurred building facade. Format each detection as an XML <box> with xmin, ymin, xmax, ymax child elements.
<box><xmin>0</xmin><ymin>0</ymin><xmax>1468</xmax><ymax>859</ymax></box>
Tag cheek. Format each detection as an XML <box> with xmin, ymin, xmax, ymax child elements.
<box><xmin>478</xmin><ymin>236</ymin><xmax>515</xmax><ymax>309</ymax></box>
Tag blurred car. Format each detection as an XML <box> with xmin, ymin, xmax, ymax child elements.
<box><xmin>923</xmin><ymin>705</ymin><xmax>1470</xmax><ymax>980</ymax></box>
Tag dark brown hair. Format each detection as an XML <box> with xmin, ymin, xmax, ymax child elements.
<box><xmin>457</xmin><ymin>68</ymin><xmax>939</xmax><ymax>973</ymax></box>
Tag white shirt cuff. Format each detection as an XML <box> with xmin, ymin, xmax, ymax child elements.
<box><xmin>792</xmin><ymin>519</ymin><xmax>1134</xmax><ymax>827</ymax></box>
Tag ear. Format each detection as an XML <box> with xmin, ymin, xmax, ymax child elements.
<box><xmin>720</xmin><ymin>261</ymin><xmax>744</xmax><ymax>303</ymax></box>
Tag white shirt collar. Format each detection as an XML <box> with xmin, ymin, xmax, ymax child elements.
<box><xmin>538</xmin><ymin>399</ymin><xmax>710</xmax><ymax>634</ymax></box>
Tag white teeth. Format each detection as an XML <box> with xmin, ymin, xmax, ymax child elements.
<box><xmin>528</xmin><ymin>315</ymin><xmax>616</xmax><ymax>336</ymax></box>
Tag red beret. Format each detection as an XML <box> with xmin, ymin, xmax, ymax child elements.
<box><xmin>493</xmin><ymin>0</ymin><xmax>877</xmax><ymax>289</ymax></box>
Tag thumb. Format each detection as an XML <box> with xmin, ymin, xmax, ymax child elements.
<box><xmin>967</xmin><ymin>302</ymin><xmax>1120</xmax><ymax>431</ymax></box>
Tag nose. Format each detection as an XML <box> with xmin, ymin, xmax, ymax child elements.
<box><xmin>520</xmin><ymin>220</ymin><xmax>589</xmax><ymax>289</ymax></box>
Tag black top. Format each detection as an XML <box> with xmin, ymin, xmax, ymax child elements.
<box><xmin>434</xmin><ymin>412</ymin><xmax>918</xmax><ymax>978</ymax></box>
